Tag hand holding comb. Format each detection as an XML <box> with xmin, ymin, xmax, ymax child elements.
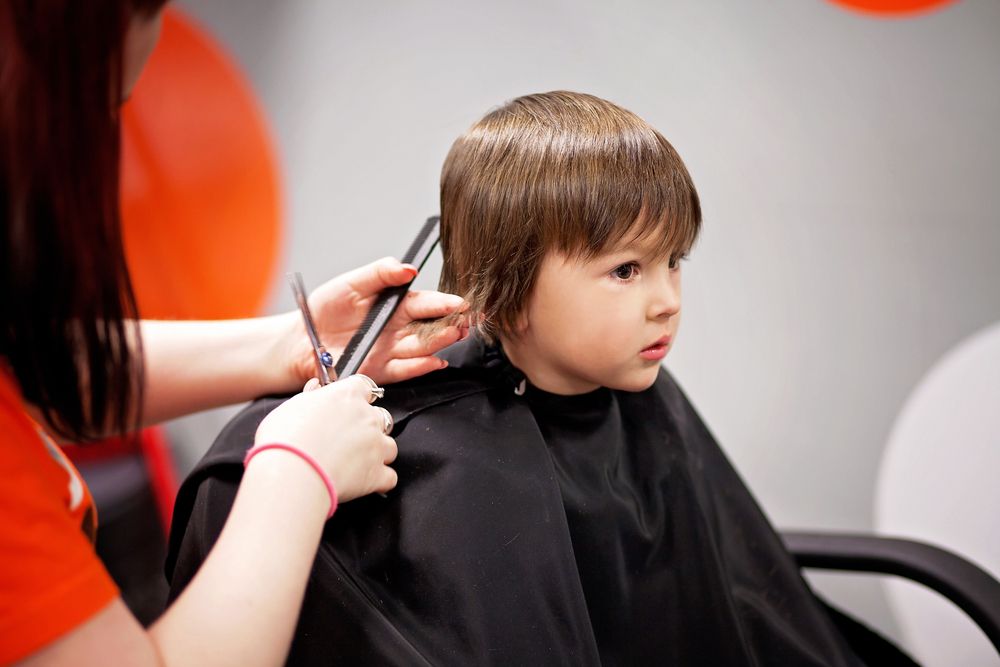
<box><xmin>333</xmin><ymin>216</ymin><xmax>441</xmax><ymax>379</ymax></box>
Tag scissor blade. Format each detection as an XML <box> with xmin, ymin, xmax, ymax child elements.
<box><xmin>288</xmin><ymin>272</ymin><xmax>333</xmax><ymax>385</ymax></box>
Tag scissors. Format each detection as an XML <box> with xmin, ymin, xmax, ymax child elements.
<box><xmin>288</xmin><ymin>272</ymin><xmax>389</xmax><ymax>493</ymax></box>
<box><xmin>288</xmin><ymin>216</ymin><xmax>441</xmax><ymax>387</ymax></box>
<box><xmin>288</xmin><ymin>272</ymin><xmax>335</xmax><ymax>385</ymax></box>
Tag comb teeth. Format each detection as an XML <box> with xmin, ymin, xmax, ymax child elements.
<box><xmin>401</xmin><ymin>218</ymin><xmax>437</xmax><ymax>264</ymax></box>
<box><xmin>334</xmin><ymin>216</ymin><xmax>441</xmax><ymax>378</ymax></box>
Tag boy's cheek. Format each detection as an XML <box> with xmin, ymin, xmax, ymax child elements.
<box><xmin>590</xmin><ymin>304</ymin><xmax>642</xmax><ymax>340</ymax></box>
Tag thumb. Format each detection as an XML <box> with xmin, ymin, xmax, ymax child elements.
<box><xmin>303</xmin><ymin>377</ymin><xmax>322</xmax><ymax>392</ymax></box>
<box><xmin>343</xmin><ymin>257</ymin><xmax>418</xmax><ymax>297</ymax></box>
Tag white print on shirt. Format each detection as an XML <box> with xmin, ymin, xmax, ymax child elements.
<box><xmin>38</xmin><ymin>428</ymin><xmax>84</xmax><ymax>512</ymax></box>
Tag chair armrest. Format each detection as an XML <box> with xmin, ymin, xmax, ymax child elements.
<box><xmin>781</xmin><ymin>530</ymin><xmax>1000</xmax><ymax>655</ymax></box>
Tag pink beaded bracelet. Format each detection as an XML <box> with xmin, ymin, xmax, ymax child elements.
<box><xmin>244</xmin><ymin>443</ymin><xmax>338</xmax><ymax>519</ymax></box>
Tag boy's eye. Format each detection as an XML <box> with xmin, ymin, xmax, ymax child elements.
<box><xmin>612</xmin><ymin>263</ymin><xmax>638</xmax><ymax>281</ymax></box>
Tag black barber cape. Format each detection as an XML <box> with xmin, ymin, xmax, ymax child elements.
<box><xmin>166</xmin><ymin>336</ymin><xmax>872</xmax><ymax>666</ymax></box>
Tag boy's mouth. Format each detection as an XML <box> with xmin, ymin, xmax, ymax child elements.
<box><xmin>639</xmin><ymin>336</ymin><xmax>670</xmax><ymax>361</ymax></box>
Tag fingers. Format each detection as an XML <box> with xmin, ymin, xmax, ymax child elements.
<box><xmin>302</xmin><ymin>377</ymin><xmax>321</xmax><ymax>392</ymax></box>
<box><xmin>342</xmin><ymin>257</ymin><xmax>419</xmax><ymax>297</ymax></box>
<box><xmin>373</xmin><ymin>406</ymin><xmax>394</xmax><ymax>435</ymax></box>
<box><xmin>357</xmin><ymin>319</ymin><xmax>464</xmax><ymax>384</ymax></box>
<box><xmin>316</xmin><ymin>374</ymin><xmax>374</xmax><ymax>403</ymax></box>
<box><xmin>373</xmin><ymin>466</ymin><xmax>399</xmax><ymax>494</ymax></box>
<box><xmin>382</xmin><ymin>434</ymin><xmax>398</xmax><ymax>465</ymax></box>
<box><xmin>394</xmin><ymin>290</ymin><xmax>468</xmax><ymax>322</ymax></box>
<box><xmin>373</xmin><ymin>356</ymin><xmax>451</xmax><ymax>385</ymax></box>
<box><xmin>392</xmin><ymin>325</ymin><xmax>465</xmax><ymax>359</ymax></box>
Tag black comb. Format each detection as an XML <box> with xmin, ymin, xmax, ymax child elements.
<box><xmin>333</xmin><ymin>216</ymin><xmax>441</xmax><ymax>379</ymax></box>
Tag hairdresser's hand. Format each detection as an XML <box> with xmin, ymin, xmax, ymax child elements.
<box><xmin>254</xmin><ymin>375</ymin><xmax>398</xmax><ymax>502</ymax></box>
<box><xmin>288</xmin><ymin>257</ymin><xmax>469</xmax><ymax>386</ymax></box>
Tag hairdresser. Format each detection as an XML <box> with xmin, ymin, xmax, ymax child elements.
<box><xmin>0</xmin><ymin>2</ymin><xmax>467</xmax><ymax>665</ymax></box>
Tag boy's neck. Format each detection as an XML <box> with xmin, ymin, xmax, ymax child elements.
<box><xmin>498</xmin><ymin>334</ymin><xmax>601</xmax><ymax>396</ymax></box>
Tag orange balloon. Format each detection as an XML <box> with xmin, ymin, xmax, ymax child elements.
<box><xmin>120</xmin><ymin>8</ymin><xmax>281</xmax><ymax>320</ymax></box>
<box><xmin>828</xmin><ymin>0</ymin><xmax>957</xmax><ymax>16</ymax></box>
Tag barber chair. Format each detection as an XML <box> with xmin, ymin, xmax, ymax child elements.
<box><xmin>783</xmin><ymin>530</ymin><xmax>1000</xmax><ymax>665</ymax></box>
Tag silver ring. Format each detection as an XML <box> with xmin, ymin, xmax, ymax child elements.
<box><xmin>356</xmin><ymin>374</ymin><xmax>385</xmax><ymax>403</ymax></box>
<box><xmin>376</xmin><ymin>406</ymin><xmax>394</xmax><ymax>435</ymax></box>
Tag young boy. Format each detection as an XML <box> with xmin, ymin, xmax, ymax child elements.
<box><xmin>167</xmin><ymin>92</ymin><xmax>871</xmax><ymax>665</ymax></box>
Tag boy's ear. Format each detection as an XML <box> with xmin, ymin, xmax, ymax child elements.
<box><xmin>510</xmin><ymin>308</ymin><xmax>530</xmax><ymax>337</ymax></box>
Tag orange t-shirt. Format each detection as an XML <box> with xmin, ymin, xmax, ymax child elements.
<box><xmin>0</xmin><ymin>370</ymin><xmax>119</xmax><ymax>664</ymax></box>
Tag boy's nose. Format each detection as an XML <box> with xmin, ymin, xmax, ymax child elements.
<box><xmin>647</xmin><ymin>276</ymin><xmax>680</xmax><ymax>320</ymax></box>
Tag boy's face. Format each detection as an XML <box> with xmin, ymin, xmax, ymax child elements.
<box><xmin>501</xmin><ymin>231</ymin><xmax>682</xmax><ymax>395</ymax></box>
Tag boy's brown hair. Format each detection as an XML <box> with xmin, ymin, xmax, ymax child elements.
<box><xmin>440</xmin><ymin>91</ymin><xmax>701</xmax><ymax>342</ymax></box>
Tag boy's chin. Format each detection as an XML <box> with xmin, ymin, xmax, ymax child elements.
<box><xmin>608</xmin><ymin>369</ymin><xmax>661</xmax><ymax>393</ymax></box>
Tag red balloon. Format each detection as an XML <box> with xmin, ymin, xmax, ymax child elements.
<box><xmin>828</xmin><ymin>0</ymin><xmax>957</xmax><ymax>16</ymax></box>
<box><xmin>120</xmin><ymin>8</ymin><xmax>282</xmax><ymax>320</ymax></box>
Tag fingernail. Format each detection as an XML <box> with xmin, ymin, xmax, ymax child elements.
<box><xmin>440</xmin><ymin>359</ymin><xmax>449</xmax><ymax>368</ymax></box>
<box><xmin>402</xmin><ymin>264</ymin><xmax>418</xmax><ymax>277</ymax></box>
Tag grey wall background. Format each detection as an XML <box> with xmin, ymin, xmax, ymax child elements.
<box><xmin>170</xmin><ymin>0</ymin><xmax>1000</xmax><ymax>663</ymax></box>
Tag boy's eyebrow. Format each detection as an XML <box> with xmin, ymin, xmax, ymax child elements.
<box><xmin>581</xmin><ymin>243</ymin><xmax>654</xmax><ymax>267</ymax></box>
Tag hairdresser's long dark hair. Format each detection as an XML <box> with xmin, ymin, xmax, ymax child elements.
<box><xmin>0</xmin><ymin>0</ymin><xmax>167</xmax><ymax>440</ymax></box>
